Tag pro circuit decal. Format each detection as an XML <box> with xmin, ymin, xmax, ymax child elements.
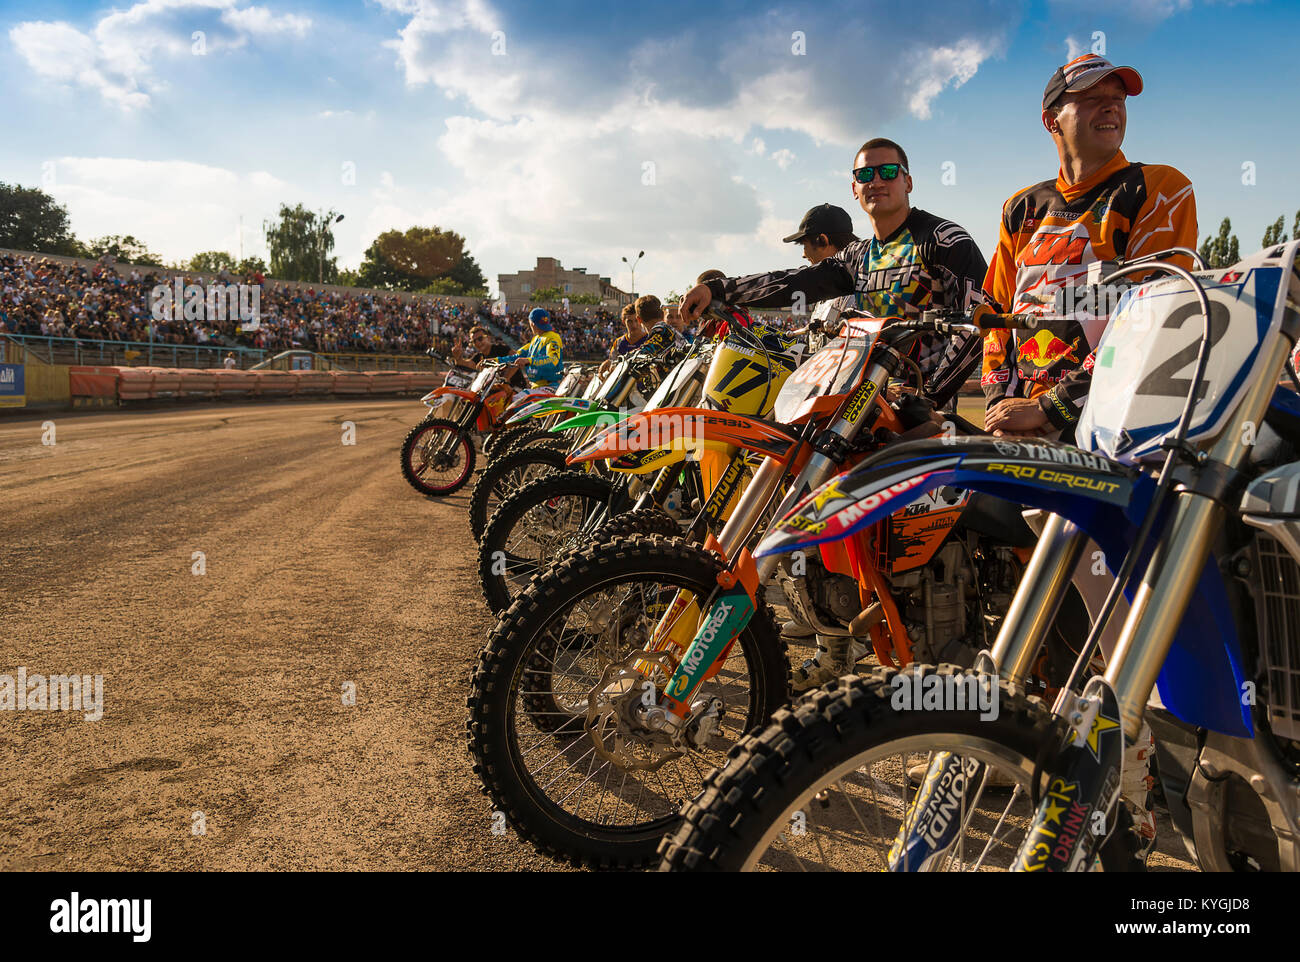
<box><xmin>977</xmin><ymin>462</ymin><xmax>1123</xmax><ymax>500</ymax></box>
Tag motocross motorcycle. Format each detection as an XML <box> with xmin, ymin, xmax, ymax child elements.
<box><xmin>474</xmin><ymin>313</ymin><xmax>802</xmax><ymax>612</ymax></box>
<box><xmin>662</xmin><ymin>241</ymin><xmax>1300</xmax><ymax>873</ymax></box>
<box><xmin>465</xmin><ymin>305</ymin><xmax>1054</xmax><ymax>868</ymax></box>
<box><xmin>400</xmin><ymin>359</ymin><xmax>555</xmax><ymax>496</ymax></box>
<box><xmin>466</xmin><ymin>355</ymin><xmax>662</xmax><ymax>543</ymax></box>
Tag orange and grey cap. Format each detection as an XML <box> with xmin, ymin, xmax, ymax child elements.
<box><xmin>1043</xmin><ymin>53</ymin><xmax>1143</xmax><ymax>109</ymax></box>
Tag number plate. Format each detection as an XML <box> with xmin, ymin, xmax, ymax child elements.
<box><xmin>1077</xmin><ymin>241</ymin><xmax>1297</xmax><ymax>464</ymax></box>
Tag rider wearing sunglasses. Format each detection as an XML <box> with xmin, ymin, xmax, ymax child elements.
<box><xmin>981</xmin><ymin>54</ymin><xmax>1198</xmax><ymax>439</ymax></box>
<box><xmin>680</xmin><ymin>138</ymin><xmax>988</xmax><ymax>413</ymax></box>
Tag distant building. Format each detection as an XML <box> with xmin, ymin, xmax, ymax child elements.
<box><xmin>498</xmin><ymin>257</ymin><xmax>631</xmax><ymax>307</ymax></box>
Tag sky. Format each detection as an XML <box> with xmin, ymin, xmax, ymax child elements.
<box><xmin>3</xmin><ymin>0</ymin><xmax>1298</xmax><ymax>299</ymax></box>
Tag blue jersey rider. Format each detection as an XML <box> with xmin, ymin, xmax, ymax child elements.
<box><xmin>502</xmin><ymin>308</ymin><xmax>564</xmax><ymax>394</ymax></box>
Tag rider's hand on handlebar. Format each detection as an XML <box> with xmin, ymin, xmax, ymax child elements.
<box><xmin>680</xmin><ymin>284</ymin><xmax>713</xmax><ymax>325</ymax></box>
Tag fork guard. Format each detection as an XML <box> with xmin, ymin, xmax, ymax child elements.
<box><xmin>567</xmin><ymin>407</ymin><xmax>801</xmax><ymax>467</ymax></box>
<box><xmin>755</xmin><ymin>435</ymin><xmax>1251</xmax><ymax>739</ymax></box>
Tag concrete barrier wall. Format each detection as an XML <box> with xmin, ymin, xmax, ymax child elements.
<box><xmin>67</xmin><ymin>365</ymin><xmax>443</xmax><ymax>403</ymax></box>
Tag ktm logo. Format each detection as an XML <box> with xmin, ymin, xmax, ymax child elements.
<box><xmin>1022</xmin><ymin>233</ymin><xmax>1089</xmax><ymax>266</ymax></box>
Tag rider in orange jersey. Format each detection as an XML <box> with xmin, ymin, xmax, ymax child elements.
<box><xmin>982</xmin><ymin>53</ymin><xmax>1198</xmax><ymax>440</ymax></box>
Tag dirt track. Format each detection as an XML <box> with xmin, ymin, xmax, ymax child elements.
<box><xmin>1</xmin><ymin>399</ymin><xmax>560</xmax><ymax>871</ymax></box>
<box><xmin>0</xmin><ymin>399</ymin><xmax>1193</xmax><ymax>871</ymax></box>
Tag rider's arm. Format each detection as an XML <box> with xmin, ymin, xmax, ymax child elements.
<box><xmin>702</xmin><ymin>252</ymin><xmax>857</xmax><ymax>311</ymax></box>
<box><xmin>916</xmin><ymin>222</ymin><xmax>989</xmax><ymax>409</ymax></box>
<box><xmin>980</xmin><ymin>207</ymin><xmax>1022</xmax><ymax>410</ymax></box>
<box><xmin>1126</xmin><ymin>166</ymin><xmax>1198</xmax><ymax>273</ymax></box>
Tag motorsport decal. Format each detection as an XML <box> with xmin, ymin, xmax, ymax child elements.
<box><xmin>888</xmin><ymin>752</ymin><xmax>984</xmax><ymax>871</ymax></box>
<box><xmin>983</xmin><ymin>439</ymin><xmax>1121</xmax><ymax>473</ymax></box>
<box><xmin>768</xmin><ymin>474</ymin><xmax>933</xmax><ymax>541</ymax></box>
<box><xmin>841</xmin><ymin>380</ymin><xmax>878</xmax><ymax>424</ymax></box>
<box><xmin>663</xmin><ymin>588</ymin><xmax>755</xmax><ymax>706</ymax></box>
<box><xmin>1013</xmin><ymin>777</ymin><xmax>1090</xmax><ymax>872</ymax></box>
<box><xmin>702</xmin><ymin>452</ymin><xmax>748</xmax><ymax>526</ymax></box>
<box><xmin>976</xmin><ymin>462</ymin><xmax>1124</xmax><ymax>500</ymax></box>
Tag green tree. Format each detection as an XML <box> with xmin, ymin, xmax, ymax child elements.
<box><xmin>266</xmin><ymin>204</ymin><xmax>341</xmax><ymax>283</ymax></box>
<box><xmin>335</xmin><ymin>268</ymin><xmax>361</xmax><ymax>288</ymax></box>
<box><xmin>1262</xmin><ymin>216</ymin><xmax>1287</xmax><ymax>248</ymax></box>
<box><xmin>1293</xmin><ymin>211</ymin><xmax>1300</xmax><ymax>244</ymax></box>
<box><xmin>357</xmin><ymin>226</ymin><xmax>464</xmax><ymax>291</ymax></box>
<box><xmin>569</xmin><ymin>292</ymin><xmax>602</xmax><ymax>304</ymax></box>
<box><xmin>446</xmin><ymin>251</ymin><xmax>487</xmax><ymax>293</ymax></box>
<box><xmin>530</xmin><ymin>285</ymin><xmax>563</xmax><ymax>301</ymax></box>
<box><xmin>85</xmin><ymin>234</ymin><xmax>163</xmax><ymax>266</ymax></box>
<box><xmin>186</xmin><ymin>250</ymin><xmax>237</xmax><ymax>274</ymax></box>
<box><xmin>236</xmin><ymin>255</ymin><xmax>267</xmax><ymax>277</ymax></box>
<box><xmin>0</xmin><ymin>182</ymin><xmax>82</xmax><ymax>255</ymax></box>
<box><xmin>1198</xmin><ymin>218</ymin><xmax>1240</xmax><ymax>269</ymax></box>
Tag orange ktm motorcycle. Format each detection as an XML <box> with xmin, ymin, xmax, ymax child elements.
<box><xmin>466</xmin><ymin>307</ymin><xmax>1068</xmax><ymax>868</ymax></box>
<box><xmin>399</xmin><ymin>359</ymin><xmax>554</xmax><ymax>497</ymax></box>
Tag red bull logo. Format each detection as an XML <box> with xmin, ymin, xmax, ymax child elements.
<box><xmin>1018</xmin><ymin>330</ymin><xmax>1080</xmax><ymax>369</ymax></box>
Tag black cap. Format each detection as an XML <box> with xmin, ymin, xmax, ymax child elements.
<box><xmin>783</xmin><ymin>203</ymin><xmax>856</xmax><ymax>244</ymax></box>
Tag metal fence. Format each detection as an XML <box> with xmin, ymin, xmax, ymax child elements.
<box><xmin>4</xmin><ymin>335</ymin><xmax>267</xmax><ymax>369</ymax></box>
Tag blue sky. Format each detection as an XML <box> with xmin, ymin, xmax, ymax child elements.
<box><xmin>3</xmin><ymin>0</ymin><xmax>1297</xmax><ymax>298</ymax></box>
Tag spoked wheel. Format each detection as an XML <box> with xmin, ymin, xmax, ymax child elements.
<box><xmin>477</xmin><ymin>472</ymin><xmax>619</xmax><ymax>612</ymax></box>
<box><xmin>400</xmin><ymin>417</ymin><xmax>475</xmax><ymax>496</ymax></box>
<box><xmin>467</xmin><ymin>535</ymin><xmax>791</xmax><ymax>869</ymax></box>
<box><xmin>659</xmin><ymin>666</ymin><xmax>1144</xmax><ymax>872</ymax></box>
<box><xmin>468</xmin><ymin>447</ymin><xmax>573</xmax><ymax>542</ymax></box>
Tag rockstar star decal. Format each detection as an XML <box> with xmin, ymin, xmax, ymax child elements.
<box><xmin>810</xmin><ymin>479</ymin><xmax>846</xmax><ymax>513</ymax></box>
<box><xmin>1042</xmin><ymin>796</ymin><xmax>1068</xmax><ymax>826</ymax></box>
<box><xmin>1084</xmin><ymin>711</ymin><xmax>1121</xmax><ymax>761</ymax></box>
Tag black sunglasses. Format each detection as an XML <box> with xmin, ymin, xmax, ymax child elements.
<box><xmin>853</xmin><ymin>163</ymin><xmax>908</xmax><ymax>184</ymax></box>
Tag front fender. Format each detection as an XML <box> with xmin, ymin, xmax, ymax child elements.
<box><xmin>568</xmin><ymin>406</ymin><xmax>801</xmax><ymax>467</ymax></box>
<box><xmin>429</xmin><ymin>387</ymin><xmax>476</xmax><ymax>402</ymax></box>
<box><xmin>756</xmin><ymin>436</ymin><xmax>1144</xmax><ymax>556</ymax></box>
<box><xmin>551</xmin><ymin>409</ymin><xmax>629</xmax><ymax>434</ymax></box>
<box><xmin>506</xmin><ymin>395</ymin><xmax>594</xmax><ymax>425</ymax></box>
<box><xmin>754</xmin><ymin>435</ymin><xmax>1250</xmax><ymax>739</ymax></box>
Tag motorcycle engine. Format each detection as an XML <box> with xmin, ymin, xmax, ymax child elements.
<box><xmin>893</xmin><ymin>540</ymin><xmax>1018</xmax><ymax>666</ymax></box>
<box><xmin>804</xmin><ymin>557</ymin><xmax>862</xmax><ymax>625</ymax></box>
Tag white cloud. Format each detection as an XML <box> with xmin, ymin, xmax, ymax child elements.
<box><xmin>10</xmin><ymin>0</ymin><xmax>312</xmax><ymax>110</ymax></box>
<box><xmin>45</xmin><ymin>157</ymin><xmax>290</xmax><ymax>261</ymax></box>
<box><xmin>372</xmin><ymin>1</ymin><xmax>1010</xmax><ymax>294</ymax></box>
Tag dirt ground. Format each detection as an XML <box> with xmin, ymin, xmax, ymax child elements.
<box><xmin>0</xmin><ymin>398</ymin><xmax>1193</xmax><ymax>871</ymax></box>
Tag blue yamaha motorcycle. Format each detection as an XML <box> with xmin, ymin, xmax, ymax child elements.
<box><xmin>661</xmin><ymin>240</ymin><xmax>1300</xmax><ymax>872</ymax></box>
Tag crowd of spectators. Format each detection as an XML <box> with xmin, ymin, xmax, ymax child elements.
<box><xmin>493</xmin><ymin>306</ymin><xmax>620</xmax><ymax>359</ymax></box>
<box><xmin>0</xmin><ymin>253</ymin><xmax>494</xmax><ymax>358</ymax></box>
<box><xmin>0</xmin><ymin>251</ymin><xmax>796</xmax><ymax>365</ymax></box>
